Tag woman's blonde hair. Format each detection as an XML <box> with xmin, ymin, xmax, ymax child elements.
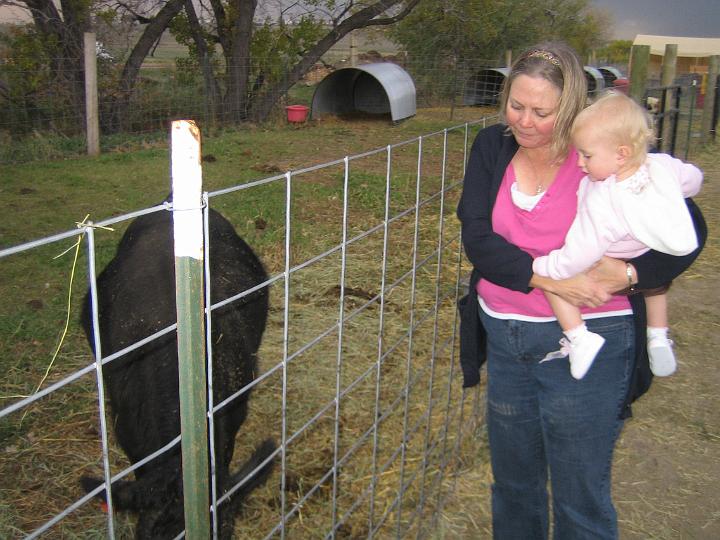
<box><xmin>499</xmin><ymin>41</ymin><xmax>587</xmax><ymax>161</ymax></box>
<box><xmin>572</xmin><ymin>91</ymin><xmax>655</xmax><ymax>168</ymax></box>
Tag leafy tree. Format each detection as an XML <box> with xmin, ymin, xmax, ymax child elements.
<box><xmin>170</xmin><ymin>0</ymin><xmax>422</xmax><ymax>124</ymax></box>
<box><xmin>0</xmin><ymin>0</ymin><xmax>93</xmax><ymax>124</ymax></box>
<box><xmin>3</xmin><ymin>0</ymin><xmax>422</xmax><ymax>131</ymax></box>
<box><xmin>595</xmin><ymin>39</ymin><xmax>632</xmax><ymax>66</ymax></box>
<box><xmin>391</xmin><ymin>0</ymin><xmax>611</xmax><ymax>69</ymax></box>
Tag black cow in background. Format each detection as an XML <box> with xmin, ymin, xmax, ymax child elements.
<box><xmin>80</xmin><ymin>206</ymin><xmax>275</xmax><ymax>539</ymax></box>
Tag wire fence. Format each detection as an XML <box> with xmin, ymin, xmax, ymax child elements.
<box><xmin>0</xmin><ymin>115</ymin><xmax>495</xmax><ymax>538</ymax></box>
<box><xmin>2</xmin><ymin>26</ymin><xmax>706</xmax><ymax>158</ymax></box>
<box><xmin>1</xmin><ymin>50</ymin><xmax>715</xmax><ymax>167</ymax></box>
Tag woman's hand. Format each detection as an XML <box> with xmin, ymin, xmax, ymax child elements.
<box><xmin>587</xmin><ymin>256</ymin><xmax>636</xmax><ymax>294</ymax></box>
<box><xmin>531</xmin><ymin>273</ymin><xmax>611</xmax><ymax>308</ymax></box>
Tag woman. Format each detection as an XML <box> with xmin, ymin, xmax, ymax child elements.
<box><xmin>456</xmin><ymin>42</ymin><xmax>706</xmax><ymax>539</ymax></box>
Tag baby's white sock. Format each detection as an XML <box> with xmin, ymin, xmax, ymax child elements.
<box><xmin>564</xmin><ymin>324</ymin><xmax>587</xmax><ymax>342</ymax></box>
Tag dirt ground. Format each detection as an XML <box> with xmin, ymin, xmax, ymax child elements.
<box><xmin>437</xmin><ymin>140</ymin><xmax>720</xmax><ymax>539</ymax></box>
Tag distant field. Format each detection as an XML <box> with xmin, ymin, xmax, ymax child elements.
<box><xmin>132</xmin><ymin>28</ymin><xmax>400</xmax><ymax>69</ymax></box>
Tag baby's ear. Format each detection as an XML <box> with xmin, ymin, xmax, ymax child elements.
<box><xmin>617</xmin><ymin>145</ymin><xmax>632</xmax><ymax>163</ymax></box>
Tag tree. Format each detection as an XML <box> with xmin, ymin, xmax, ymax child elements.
<box><xmin>173</xmin><ymin>0</ymin><xmax>422</xmax><ymax>124</ymax></box>
<box><xmin>4</xmin><ymin>0</ymin><xmax>422</xmax><ymax>131</ymax></box>
<box><xmin>2</xmin><ymin>0</ymin><xmax>93</xmax><ymax>120</ymax></box>
<box><xmin>390</xmin><ymin>0</ymin><xmax>611</xmax><ymax>68</ymax></box>
<box><xmin>595</xmin><ymin>40</ymin><xmax>632</xmax><ymax>66</ymax></box>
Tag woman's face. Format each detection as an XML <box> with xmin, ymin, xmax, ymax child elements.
<box><xmin>505</xmin><ymin>74</ymin><xmax>561</xmax><ymax>150</ymax></box>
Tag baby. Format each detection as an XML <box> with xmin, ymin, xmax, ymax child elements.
<box><xmin>533</xmin><ymin>91</ymin><xmax>703</xmax><ymax>379</ymax></box>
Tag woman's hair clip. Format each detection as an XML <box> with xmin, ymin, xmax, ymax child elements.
<box><xmin>527</xmin><ymin>50</ymin><xmax>561</xmax><ymax>67</ymax></box>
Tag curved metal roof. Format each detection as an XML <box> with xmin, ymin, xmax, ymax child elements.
<box><xmin>584</xmin><ymin>66</ymin><xmax>606</xmax><ymax>93</ymax></box>
<box><xmin>310</xmin><ymin>63</ymin><xmax>416</xmax><ymax>123</ymax></box>
<box><xmin>463</xmin><ymin>67</ymin><xmax>509</xmax><ymax>106</ymax></box>
<box><xmin>597</xmin><ymin>66</ymin><xmax>625</xmax><ymax>88</ymax></box>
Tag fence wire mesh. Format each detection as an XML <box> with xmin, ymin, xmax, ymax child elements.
<box><xmin>0</xmin><ymin>117</ymin><xmax>494</xmax><ymax>538</ymax></box>
<box><xmin>1</xmin><ymin>49</ymin><xmax>713</xmax><ymax>166</ymax></box>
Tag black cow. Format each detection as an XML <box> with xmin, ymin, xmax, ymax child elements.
<box><xmin>80</xmin><ymin>206</ymin><xmax>274</xmax><ymax>539</ymax></box>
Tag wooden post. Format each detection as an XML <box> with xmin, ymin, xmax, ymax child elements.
<box><xmin>701</xmin><ymin>55</ymin><xmax>720</xmax><ymax>144</ymax></box>
<box><xmin>350</xmin><ymin>33</ymin><xmax>357</xmax><ymax>67</ymax></box>
<box><xmin>171</xmin><ymin>120</ymin><xmax>210</xmax><ymax>539</ymax></box>
<box><xmin>660</xmin><ymin>44</ymin><xmax>678</xmax><ymax>88</ymax></box>
<box><xmin>629</xmin><ymin>45</ymin><xmax>650</xmax><ymax>104</ymax></box>
<box><xmin>505</xmin><ymin>49</ymin><xmax>513</xmax><ymax>68</ymax></box>
<box><xmin>660</xmin><ymin>44</ymin><xmax>678</xmax><ymax>152</ymax></box>
<box><xmin>84</xmin><ymin>33</ymin><xmax>100</xmax><ymax>156</ymax></box>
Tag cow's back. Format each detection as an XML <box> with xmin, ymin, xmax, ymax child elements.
<box><xmin>81</xmin><ymin>208</ymin><xmax>268</xmax><ymax>469</ymax></box>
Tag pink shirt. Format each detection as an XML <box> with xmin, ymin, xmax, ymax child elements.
<box><xmin>477</xmin><ymin>149</ymin><xmax>631</xmax><ymax>320</ymax></box>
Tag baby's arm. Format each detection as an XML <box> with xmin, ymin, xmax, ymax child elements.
<box><xmin>533</xmin><ymin>188</ymin><xmax>621</xmax><ymax>280</ymax></box>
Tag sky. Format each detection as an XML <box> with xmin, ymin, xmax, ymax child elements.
<box><xmin>591</xmin><ymin>0</ymin><xmax>719</xmax><ymax>39</ymax></box>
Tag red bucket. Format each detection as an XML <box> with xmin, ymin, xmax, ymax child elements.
<box><xmin>612</xmin><ymin>78</ymin><xmax>629</xmax><ymax>95</ymax></box>
<box><xmin>286</xmin><ymin>105</ymin><xmax>309</xmax><ymax>123</ymax></box>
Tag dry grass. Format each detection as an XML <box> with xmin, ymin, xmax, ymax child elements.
<box><xmin>0</xmin><ymin>114</ymin><xmax>485</xmax><ymax>538</ymax></box>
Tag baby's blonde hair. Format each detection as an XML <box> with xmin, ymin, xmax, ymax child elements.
<box><xmin>572</xmin><ymin>91</ymin><xmax>655</xmax><ymax>167</ymax></box>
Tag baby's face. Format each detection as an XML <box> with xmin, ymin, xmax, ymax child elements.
<box><xmin>573</xmin><ymin>126</ymin><xmax>622</xmax><ymax>182</ymax></box>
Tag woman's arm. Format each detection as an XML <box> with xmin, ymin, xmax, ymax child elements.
<box><xmin>530</xmin><ymin>273</ymin><xmax>611</xmax><ymax>308</ymax></box>
<box><xmin>457</xmin><ymin>126</ymin><xmax>535</xmax><ymax>292</ymax></box>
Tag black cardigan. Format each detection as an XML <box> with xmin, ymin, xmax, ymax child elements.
<box><xmin>456</xmin><ymin>124</ymin><xmax>707</xmax><ymax>419</ymax></box>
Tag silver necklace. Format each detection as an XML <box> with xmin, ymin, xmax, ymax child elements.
<box><xmin>520</xmin><ymin>149</ymin><xmax>546</xmax><ymax>195</ymax></box>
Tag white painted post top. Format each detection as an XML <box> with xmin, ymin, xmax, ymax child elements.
<box><xmin>171</xmin><ymin>120</ymin><xmax>204</xmax><ymax>260</ymax></box>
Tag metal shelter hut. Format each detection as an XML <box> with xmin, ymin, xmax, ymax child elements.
<box><xmin>463</xmin><ymin>68</ymin><xmax>509</xmax><ymax>106</ymax></box>
<box><xmin>598</xmin><ymin>66</ymin><xmax>624</xmax><ymax>88</ymax></box>
<box><xmin>310</xmin><ymin>63</ymin><xmax>416</xmax><ymax>123</ymax></box>
<box><xmin>584</xmin><ymin>66</ymin><xmax>606</xmax><ymax>95</ymax></box>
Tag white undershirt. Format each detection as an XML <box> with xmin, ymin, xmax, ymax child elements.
<box><xmin>511</xmin><ymin>181</ymin><xmax>544</xmax><ymax>210</ymax></box>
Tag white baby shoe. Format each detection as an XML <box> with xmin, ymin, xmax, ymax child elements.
<box><xmin>648</xmin><ymin>334</ymin><xmax>677</xmax><ymax>377</ymax></box>
<box><xmin>565</xmin><ymin>331</ymin><xmax>605</xmax><ymax>380</ymax></box>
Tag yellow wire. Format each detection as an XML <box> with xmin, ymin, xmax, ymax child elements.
<box><xmin>15</xmin><ymin>216</ymin><xmax>113</xmax><ymax>421</ymax></box>
<box><xmin>33</xmin><ymin>233</ymin><xmax>83</xmax><ymax>394</ymax></box>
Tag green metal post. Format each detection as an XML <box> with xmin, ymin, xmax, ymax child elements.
<box><xmin>171</xmin><ymin>120</ymin><xmax>210</xmax><ymax>539</ymax></box>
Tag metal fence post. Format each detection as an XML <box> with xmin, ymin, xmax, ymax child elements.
<box><xmin>685</xmin><ymin>80</ymin><xmax>697</xmax><ymax>161</ymax></box>
<box><xmin>171</xmin><ymin>119</ymin><xmax>210</xmax><ymax>539</ymax></box>
<box><xmin>701</xmin><ymin>55</ymin><xmax>720</xmax><ymax>144</ymax></box>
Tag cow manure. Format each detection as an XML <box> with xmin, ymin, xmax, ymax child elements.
<box><xmin>26</xmin><ymin>299</ymin><xmax>44</xmax><ymax>311</ymax></box>
<box><xmin>253</xmin><ymin>163</ymin><xmax>282</xmax><ymax>174</ymax></box>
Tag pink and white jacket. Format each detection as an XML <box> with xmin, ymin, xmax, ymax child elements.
<box><xmin>533</xmin><ymin>153</ymin><xmax>702</xmax><ymax>280</ymax></box>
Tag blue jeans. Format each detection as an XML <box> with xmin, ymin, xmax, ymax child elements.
<box><xmin>479</xmin><ymin>308</ymin><xmax>634</xmax><ymax>540</ymax></box>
